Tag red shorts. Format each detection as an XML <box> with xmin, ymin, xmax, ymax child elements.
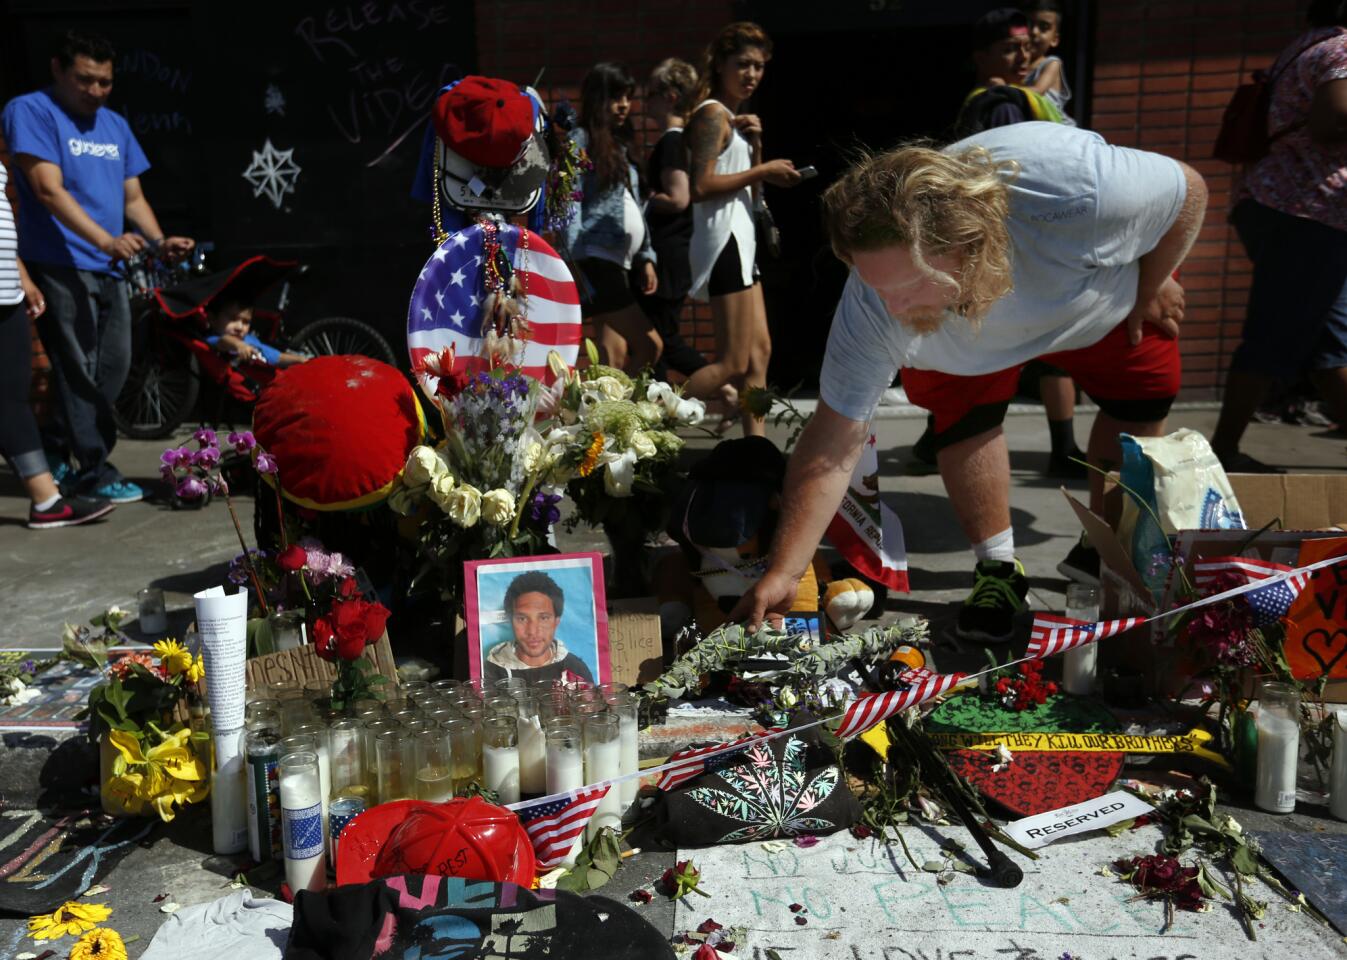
<box><xmin>902</xmin><ymin>322</ymin><xmax>1180</xmax><ymax>447</ymax></box>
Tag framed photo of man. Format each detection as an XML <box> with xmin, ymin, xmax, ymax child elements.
<box><xmin>465</xmin><ymin>552</ymin><xmax>610</xmax><ymax>687</ymax></box>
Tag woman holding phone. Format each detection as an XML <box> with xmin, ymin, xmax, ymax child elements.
<box><xmin>682</xmin><ymin>21</ymin><xmax>802</xmax><ymax>436</ymax></box>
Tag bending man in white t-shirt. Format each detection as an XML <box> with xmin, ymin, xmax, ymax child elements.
<box><xmin>732</xmin><ymin>122</ymin><xmax>1206</xmax><ymax>643</ymax></box>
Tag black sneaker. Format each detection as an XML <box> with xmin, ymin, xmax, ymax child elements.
<box><xmin>955</xmin><ymin>559</ymin><xmax>1029</xmax><ymax>644</ymax></box>
<box><xmin>1057</xmin><ymin>537</ymin><xmax>1100</xmax><ymax>586</ymax></box>
<box><xmin>28</xmin><ymin>495</ymin><xmax>116</xmax><ymax>530</ymax></box>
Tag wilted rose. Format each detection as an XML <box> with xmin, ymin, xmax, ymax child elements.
<box><xmin>629</xmin><ymin>431</ymin><xmax>657</xmax><ymax>460</ymax></box>
<box><xmin>444</xmin><ymin>484</ymin><xmax>482</xmax><ymax>527</ymax></box>
<box><xmin>481</xmin><ymin>489</ymin><xmax>516</xmax><ymax>526</ymax></box>
<box><xmin>427</xmin><ymin>472</ymin><xmax>457</xmax><ymax>508</ymax></box>
<box><xmin>404</xmin><ymin>445</ymin><xmax>447</xmax><ymax>487</ymax></box>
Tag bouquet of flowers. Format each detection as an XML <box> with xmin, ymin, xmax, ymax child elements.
<box><xmin>82</xmin><ymin>638</ymin><xmax>209</xmax><ymax>821</ymax></box>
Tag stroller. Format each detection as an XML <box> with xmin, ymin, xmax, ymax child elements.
<box><xmin>114</xmin><ymin>252</ymin><xmax>397</xmax><ymax>439</ymax></box>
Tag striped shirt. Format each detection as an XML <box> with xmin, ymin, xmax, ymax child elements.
<box><xmin>0</xmin><ymin>163</ymin><xmax>20</xmax><ymax>305</ymax></box>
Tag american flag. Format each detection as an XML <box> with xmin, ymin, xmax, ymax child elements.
<box><xmin>406</xmin><ymin>222</ymin><xmax>581</xmax><ymax>393</ymax></box>
<box><xmin>656</xmin><ymin>731</ymin><xmax>777</xmax><ymax>792</ymax></box>
<box><xmin>1027</xmin><ymin>614</ymin><xmax>1145</xmax><ymax>659</ymax></box>
<box><xmin>514</xmin><ymin>785</ymin><xmax>610</xmax><ymax>868</ymax></box>
<box><xmin>1193</xmin><ymin>555</ymin><xmax>1313</xmax><ymax>627</ymax></box>
<box><xmin>833</xmin><ymin>670</ymin><xmax>966</xmax><ymax>740</ymax></box>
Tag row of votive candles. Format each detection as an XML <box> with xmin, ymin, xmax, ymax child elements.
<box><xmin>240</xmin><ymin>677</ymin><xmax>640</xmax><ymax>886</ymax></box>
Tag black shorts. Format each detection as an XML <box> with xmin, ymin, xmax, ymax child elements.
<box><xmin>707</xmin><ymin>235</ymin><xmax>755</xmax><ymax>297</ymax></box>
<box><xmin>577</xmin><ymin>257</ymin><xmax>635</xmax><ymax>317</ymax></box>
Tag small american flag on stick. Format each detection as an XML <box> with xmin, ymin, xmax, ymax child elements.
<box><xmin>656</xmin><ymin>731</ymin><xmax>779</xmax><ymax>792</ymax></box>
<box><xmin>1027</xmin><ymin>614</ymin><xmax>1145</xmax><ymax>659</ymax></box>
<box><xmin>833</xmin><ymin>670</ymin><xmax>965</xmax><ymax>740</ymax></box>
<box><xmin>514</xmin><ymin>785</ymin><xmax>610</xmax><ymax>868</ymax></box>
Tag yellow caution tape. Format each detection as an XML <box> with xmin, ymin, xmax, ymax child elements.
<box><xmin>929</xmin><ymin>727</ymin><xmax>1230</xmax><ymax>769</ymax></box>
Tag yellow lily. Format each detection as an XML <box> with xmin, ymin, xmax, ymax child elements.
<box><xmin>186</xmin><ymin>653</ymin><xmax>206</xmax><ymax>684</ymax></box>
<box><xmin>105</xmin><ymin>727</ymin><xmax>208</xmax><ymax>822</ymax></box>
<box><xmin>152</xmin><ymin>639</ymin><xmax>192</xmax><ymax>676</ymax></box>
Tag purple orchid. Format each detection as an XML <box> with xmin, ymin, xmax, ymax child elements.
<box><xmin>193</xmin><ymin>446</ymin><xmax>221</xmax><ymax>470</ymax></box>
<box><xmin>160</xmin><ymin>446</ymin><xmax>194</xmax><ymax>470</ymax></box>
<box><xmin>254</xmin><ymin>451</ymin><xmax>278</xmax><ymax>475</ymax></box>
<box><xmin>176</xmin><ymin>475</ymin><xmax>208</xmax><ymax>500</ymax></box>
<box><xmin>193</xmin><ymin>427</ymin><xmax>217</xmax><ymax>449</ymax></box>
<box><xmin>227</xmin><ymin>430</ymin><xmax>256</xmax><ymax>453</ymax></box>
<box><xmin>210</xmin><ymin>475</ymin><xmax>230</xmax><ymax>496</ymax></box>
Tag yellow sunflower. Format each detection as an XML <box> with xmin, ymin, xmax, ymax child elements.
<box><xmin>578</xmin><ymin>431</ymin><xmax>605</xmax><ymax>478</ymax></box>
<box><xmin>185</xmin><ymin>653</ymin><xmax>206</xmax><ymax>684</ymax></box>
<box><xmin>69</xmin><ymin>927</ymin><xmax>127</xmax><ymax>960</ymax></box>
<box><xmin>152</xmin><ymin>638</ymin><xmax>192</xmax><ymax>676</ymax></box>
<box><xmin>27</xmin><ymin>901</ymin><xmax>111</xmax><ymax>940</ymax></box>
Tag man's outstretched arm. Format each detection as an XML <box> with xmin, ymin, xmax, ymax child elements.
<box><xmin>731</xmin><ymin>401</ymin><xmax>870</xmax><ymax>630</ymax></box>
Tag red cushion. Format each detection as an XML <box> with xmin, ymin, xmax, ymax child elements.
<box><xmin>252</xmin><ymin>355</ymin><xmax>424</xmax><ymax>511</ymax></box>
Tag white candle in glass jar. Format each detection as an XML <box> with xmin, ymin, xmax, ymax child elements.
<box><xmin>546</xmin><ymin>741</ymin><xmax>583</xmax><ymax>795</ymax></box>
<box><xmin>1255</xmin><ymin>712</ymin><xmax>1299</xmax><ymax>814</ymax></box>
<box><xmin>1062</xmin><ymin>645</ymin><xmax>1098</xmax><ymax>696</ymax></box>
<box><xmin>484</xmin><ymin>744</ymin><xmax>521</xmax><ymax>805</ymax></box>
<box><xmin>617</xmin><ymin>712</ymin><xmax>639</xmax><ymax>808</ymax></box>
<box><xmin>517</xmin><ymin>715</ymin><xmax>547</xmax><ymax>796</ymax></box>
<box><xmin>279</xmin><ymin>754</ymin><xmax>327</xmax><ymax>893</ymax></box>
<box><xmin>1330</xmin><ymin>710</ymin><xmax>1347</xmax><ymax>821</ymax></box>
<box><xmin>584</xmin><ymin>736</ymin><xmax>622</xmax><ymax>838</ymax></box>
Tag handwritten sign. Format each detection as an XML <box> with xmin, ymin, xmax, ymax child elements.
<box><xmin>1287</xmin><ymin>538</ymin><xmax>1347</xmax><ymax>681</ymax></box>
<box><xmin>244</xmin><ymin>633</ymin><xmax>396</xmax><ymax>691</ymax></box>
<box><xmin>676</xmin><ymin>825</ymin><xmax>1344</xmax><ymax>960</ymax></box>
<box><xmin>928</xmin><ymin>729</ymin><xmax>1228</xmax><ymax>768</ymax></box>
<box><xmin>1003</xmin><ymin>790</ymin><xmax>1153</xmax><ymax>849</ymax></box>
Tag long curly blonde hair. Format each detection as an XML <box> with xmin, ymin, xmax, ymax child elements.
<box><xmin>821</xmin><ymin>144</ymin><xmax>1017</xmax><ymax>324</ymax></box>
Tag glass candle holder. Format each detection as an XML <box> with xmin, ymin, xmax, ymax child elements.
<box><xmin>482</xmin><ymin>716</ymin><xmax>521</xmax><ymax>805</ymax></box>
<box><xmin>545</xmin><ymin>723</ymin><xmax>584</xmax><ymax>798</ymax></box>
<box><xmin>583</xmin><ymin>713</ymin><xmax>622</xmax><ymax>838</ymax></box>
<box><xmin>244</xmin><ymin>725</ymin><xmax>282</xmax><ymax>864</ymax></box>
<box><xmin>383</xmin><ymin>697</ymin><xmax>412</xmax><ymax>716</ymax></box>
<box><xmin>1062</xmin><ymin>583</ymin><xmax>1101</xmax><ymax>696</ymax></box>
<box><xmin>375</xmin><ymin>728</ymin><xmax>411</xmax><ymax>804</ymax></box>
<box><xmin>528</xmin><ymin>678</ymin><xmax>561</xmax><ymax>697</ymax></box>
<box><xmin>514</xmin><ymin>695</ymin><xmax>546</xmax><ymax>798</ymax></box>
<box><xmin>269</xmin><ymin>610</ymin><xmax>307</xmax><ymax>653</ymax></box>
<box><xmin>431</xmin><ymin>678</ymin><xmax>462</xmax><ymax>696</ymax></box>
<box><xmin>412</xmin><ymin>729</ymin><xmax>455</xmax><ymax>802</ymax></box>
<box><xmin>267</xmin><ymin>680</ymin><xmax>301</xmax><ymax>702</ymax></box>
<box><xmin>327</xmin><ymin>718</ymin><xmax>367</xmax><ymax>802</ymax></box>
<box><xmin>598</xmin><ymin>681</ymin><xmax>629</xmax><ymax>700</ymax></box>
<box><xmin>401</xmin><ymin>679</ymin><xmax>431</xmax><ymax>699</ymax></box>
<box><xmin>494</xmin><ymin>677</ymin><xmax>526</xmax><ymax>696</ymax></box>
<box><xmin>277</xmin><ymin>750</ymin><xmax>327</xmax><ymax>893</ymax></box>
<box><xmin>428</xmin><ymin>705</ymin><xmax>461</xmax><ymax>725</ymax></box>
<box><xmin>442</xmin><ymin>717</ymin><xmax>481</xmax><ymax>794</ymax></box>
<box><xmin>567</xmin><ymin>687</ymin><xmax>601</xmax><ymax>710</ymax></box>
<box><xmin>351</xmin><ymin>699</ymin><xmax>384</xmax><ymax>718</ymax></box>
<box><xmin>362</xmin><ymin>719</ymin><xmax>400</xmax><ymax>797</ymax></box>
<box><xmin>484</xmin><ymin>696</ymin><xmax>518</xmax><ymax>719</ymax></box>
<box><xmin>280</xmin><ymin>698</ymin><xmax>320</xmax><ymax>737</ymax></box>
<box><xmin>605</xmin><ymin>691</ymin><xmax>640</xmax><ymax>810</ymax></box>
<box><xmin>539</xmin><ymin>694</ymin><xmax>572</xmax><ymax>725</ymax></box>
<box><xmin>290</xmin><ymin>722</ymin><xmax>332</xmax><ymax>821</ymax></box>
<box><xmin>565</xmin><ymin>678</ymin><xmax>594</xmax><ymax>696</ymax></box>
<box><xmin>1255</xmin><ymin>682</ymin><xmax>1301</xmax><ymax>814</ymax></box>
<box><xmin>459</xmin><ymin>701</ymin><xmax>486</xmax><ymax>724</ymax></box>
<box><xmin>245</xmin><ymin>699</ymin><xmax>282</xmax><ymax>726</ymax></box>
<box><xmin>137</xmin><ymin>587</ymin><xmax>168</xmax><ymax>635</ymax></box>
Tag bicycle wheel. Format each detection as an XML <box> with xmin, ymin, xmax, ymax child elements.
<box><xmin>114</xmin><ymin>332</ymin><xmax>200</xmax><ymax>440</ymax></box>
<box><xmin>291</xmin><ymin>316</ymin><xmax>398</xmax><ymax>366</ymax></box>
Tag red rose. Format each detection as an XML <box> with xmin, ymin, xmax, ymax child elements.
<box><xmin>361</xmin><ymin>600</ymin><xmax>390</xmax><ymax>643</ymax></box>
<box><xmin>312</xmin><ymin>616</ymin><xmax>337</xmax><ymax>661</ymax></box>
<box><xmin>277</xmin><ymin>544</ymin><xmax>308</xmax><ymax>572</ymax></box>
<box><xmin>338</xmin><ymin>577</ymin><xmax>359</xmax><ymax>600</ymax></box>
<box><xmin>331</xmin><ymin>600</ymin><xmax>370</xmax><ymax>660</ymax></box>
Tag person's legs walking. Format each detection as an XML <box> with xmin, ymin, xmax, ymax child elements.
<box><xmin>92</xmin><ymin>273</ymin><xmax>133</xmax><ymax>466</ymax></box>
<box><xmin>683</xmin><ymin>284</ymin><xmax>761</xmax><ymax>435</ymax></box>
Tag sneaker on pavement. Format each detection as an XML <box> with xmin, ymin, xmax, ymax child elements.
<box><xmin>28</xmin><ymin>495</ymin><xmax>116</xmax><ymax>529</ymax></box>
<box><xmin>1057</xmin><ymin>537</ymin><xmax>1100</xmax><ymax>586</ymax></box>
<box><xmin>955</xmin><ymin>559</ymin><xmax>1029</xmax><ymax>644</ymax></box>
<box><xmin>93</xmin><ymin>479</ymin><xmax>145</xmax><ymax>504</ymax></box>
<box><xmin>50</xmin><ymin>461</ymin><xmax>72</xmax><ymax>486</ymax></box>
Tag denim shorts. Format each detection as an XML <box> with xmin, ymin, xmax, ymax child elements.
<box><xmin>1231</xmin><ymin>199</ymin><xmax>1347</xmax><ymax>378</ymax></box>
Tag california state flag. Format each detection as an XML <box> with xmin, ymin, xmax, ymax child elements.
<box><xmin>825</xmin><ymin>429</ymin><xmax>909</xmax><ymax>592</ymax></box>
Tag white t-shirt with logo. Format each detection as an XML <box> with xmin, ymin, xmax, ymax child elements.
<box><xmin>819</xmin><ymin>123</ymin><xmax>1187</xmax><ymax>423</ymax></box>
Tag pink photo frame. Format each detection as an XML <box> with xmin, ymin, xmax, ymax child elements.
<box><xmin>464</xmin><ymin>552</ymin><xmax>610</xmax><ymax>686</ymax></box>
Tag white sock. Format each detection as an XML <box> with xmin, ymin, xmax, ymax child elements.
<box><xmin>972</xmin><ymin>527</ymin><xmax>1015</xmax><ymax>564</ymax></box>
<box><xmin>34</xmin><ymin>494</ymin><xmax>61</xmax><ymax>511</ymax></box>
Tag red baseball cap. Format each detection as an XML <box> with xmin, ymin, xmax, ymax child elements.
<box><xmin>433</xmin><ymin>76</ymin><xmax>536</xmax><ymax>168</ymax></box>
<box><xmin>335</xmin><ymin>797</ymin><xmax>536</xmax><ymax>887</ymax></box>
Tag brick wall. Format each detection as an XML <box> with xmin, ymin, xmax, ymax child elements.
<box><xmin>475</xmin><ymin>0</ymin><xmax>734</xmax><ymax>370</ymax></box>
<box><xmin>1091</xmin><ymin>1</ymin><xmax>1308</xmax><ymax>398</ymax></box>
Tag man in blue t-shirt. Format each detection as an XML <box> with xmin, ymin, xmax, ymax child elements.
<box><xmin>1</xmin><ymin>30</ymin><xmax>193</xmax><ymax>503</ymax></box>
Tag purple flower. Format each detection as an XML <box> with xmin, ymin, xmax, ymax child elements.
<box><xmin>20</xmin><ymin>660</ymin><xmax>35</xmax><ymax>674</ymax></box>
<box><xmin>210</xmin><ymin>475</ymin><xmax>230</xmax><ymax>496</ymax></box>
<box><xmin>792</xmin><ymin>835</ymin><xmax>820</xmax><ymax>848</ymax></box>
<box><xmin>176</xmin><ymin>475</ymin><xmax>208</xmax><ymax>500</ymax></box>
<box><xmin>160</xmin><ymin>464</ymin><xmax>176</xmax><ymax>483</ymax></box>
<box><xmin>160</xmin><ymin>446</ymin><xmax>193</xmax><ymax>469</ymax></box>
<box><xmin>228</xmin><ymin>430</ymin><xmax>257</xmax><ymax>453</ymax></box>
<box><xmin>529</xmin><ymin>491</ymin><xmax>562</xmax><ymax>525</ymax></box>
<box><xmin>254</xmin><ymin>451</ymin><xmax>278</xmax><ymax>475</ymax></box>
<box><xmin>193</xmin><ymin>428</ymin><xmax>217</xmax><ymax>449</ymax></box>
<box><xmin>193</xmin><ymin>446</ymin><xmax>221</xmax><ymax>470</ymax></box>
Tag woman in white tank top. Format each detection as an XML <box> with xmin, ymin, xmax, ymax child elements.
<box><xmin>681</xmin><ymin>22</ymin><xmax>802</xmax><ymax>437</ymax></box>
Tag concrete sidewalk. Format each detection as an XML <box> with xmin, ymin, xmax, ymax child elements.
<box><xmin>1</xmin><ymin>406</ymin><xmax>1340</xmax><ymax>649</ymax></box>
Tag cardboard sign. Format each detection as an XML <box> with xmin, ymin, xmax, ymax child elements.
<box><xmin>1003</xmin><ymin>789</ymin><xmax>1154</xmax><ymax>849</ymax></box>
<box><xmin>607</xmin><ymin>597</ymin><xmax>663</xmax><ymax>687</ymax></box>
<box><xmin>1286</xmin><ymin>537</ymin><xmax>1347</xmax><ymax>681</ymax></box>
<box><xmin>244</xmin><ymin>633</ymin><xmax>397</xmax><ymax>691</ymax></box>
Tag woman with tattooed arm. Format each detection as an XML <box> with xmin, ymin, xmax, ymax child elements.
<box><xmin>681</xmin><ymin>21</ymin><xmax>802</xmax><ymax>436</ymax></box>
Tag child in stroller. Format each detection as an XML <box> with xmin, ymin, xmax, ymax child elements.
<box><xmin>205</xmin><ymin>298</ymin><xmax>308</xmax><ymax>368</ymax></box>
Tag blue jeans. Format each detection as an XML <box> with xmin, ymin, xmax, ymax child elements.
<box><xmin>0</xmin><ymin>301</ymin><xmax>47</xmax><ymax>480</ymax></box>
<box><xmin>28</xmin><ymin>264</ymin><xmax>131</xmax><ymax>492</ymax></box>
